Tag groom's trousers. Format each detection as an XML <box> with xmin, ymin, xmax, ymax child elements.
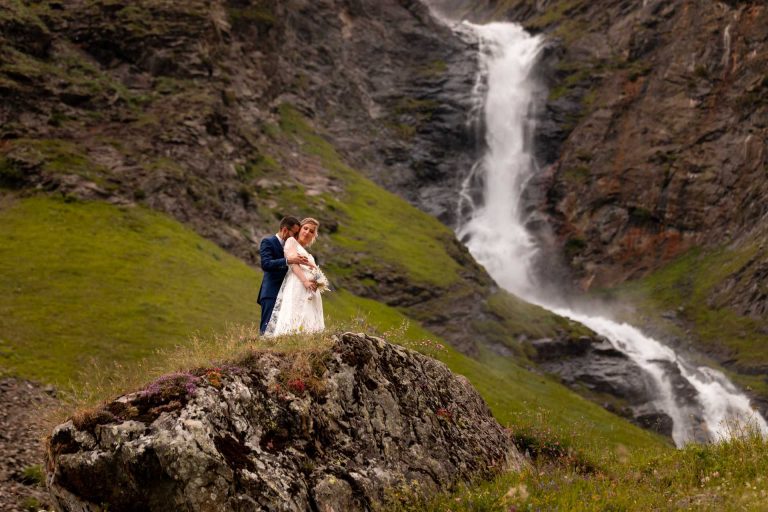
<box><xmin>259</xmin><ymin>298</ymin><xmax>276</xmax><ymax>334</ymax></box>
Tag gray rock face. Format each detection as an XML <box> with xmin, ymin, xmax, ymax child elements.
<box><xmin>46</xmin><ymin>333</ymin><xmax>524</xmax><ymax>511</ymax></box>
<box><xmin>529</xmin><ymin>335</ymin><xmax>699</xmax><ymax>438</ymax></box>
<box><xmin>275</xmin><ymin>0</ymin><xmax>482</xmax><ymax>226</ymax></box>
<box><xmin>531</xmin><ymin>335</ymin><xmax>658</xmax><ymax>403</ymax></box>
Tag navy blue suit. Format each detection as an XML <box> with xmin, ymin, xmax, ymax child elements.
<box><xmin>258</xmin><ymin>235</ymin><xmax>289</xmax><ymax>334</ymax></box>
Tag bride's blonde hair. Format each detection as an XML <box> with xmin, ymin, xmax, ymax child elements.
<box><xmin>300</xmin><ymin>217</ymin><xmax>320</xmax><ymax>246</ymax></box>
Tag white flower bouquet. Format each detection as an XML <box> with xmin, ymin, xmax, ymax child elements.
<box><xmin>308</xmin><ymin>267</ymin><xmax>331</xmax><ymax>300</ymax></box>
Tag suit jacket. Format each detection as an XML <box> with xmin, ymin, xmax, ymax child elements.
<box><xmin>258</xmin><ymin>235</ymin><xmax>289</xmax><ymax>304</ymax></box>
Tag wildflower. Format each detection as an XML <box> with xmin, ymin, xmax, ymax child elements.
<box><xmin>287</xmin><ymin>378</ymin><xmax>306</xmax><ymax>394</ymax></box>
<box><xmin>141</xmin><ymin>372</ymin><xmax>200</xmax><ymax>399</ymax></box>
<box><xmin>205</xmin><ymin>369</ymin><xmax>223</xmax><ymax>389</ymax></box>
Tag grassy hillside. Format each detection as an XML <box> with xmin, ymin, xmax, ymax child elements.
<box><xmin>264</xmin><ymin>103</ymin><xmax>465</xmax><ymax>288</ymax></box>
<box><xmin>0</xmin><ymin>195</ymin><xmax>263</xmax><ymax>385</ymax></box>
<box><xmin>0</xmin><ymin>195</ymin><xmax>664</xmax><ymax>457</ymax></box>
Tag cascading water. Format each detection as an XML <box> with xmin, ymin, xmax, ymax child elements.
<box><xmin>454</xmin><ymin>20</ymin><xmax>768</xmax><ymax>446</ymax></box>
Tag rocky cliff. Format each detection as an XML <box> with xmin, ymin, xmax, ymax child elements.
<box><xmin>0</xmin><ymin>0</ymin><xmax>478</xmax><ymax>237</ymax></box>
<box><xmin>432</xmin><ymin>0</ymin><xmax>768</xmax><ymax>290</ymax></box>
<box><xmin>46</xmin><ymin>333</ymin><xmax>524</xmax><ymax>511</ymax></box>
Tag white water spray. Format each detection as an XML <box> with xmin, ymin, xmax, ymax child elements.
<box><xmin>456</xmin><ymin>21</ymin><xmax>768</xmax><ymax>446</ymax></box>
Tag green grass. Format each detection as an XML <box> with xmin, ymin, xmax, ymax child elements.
<box><xmin>0</xmin><ymin>39</ymin><xmax>145</xmax><ymax>113</ymax></box>
<box><xmin>0</xmin><ymin>193</ymin><xmax>675</xmax><ymax>510</ymax></box>
<box><xmin>0</xmin><ymin>0</ymin><xmax>48</xmax><ymax>32</ymax></box>
<box><xmin>0</xmin><ymin>196</ymin><xmax>262</xmax><ymax>386</ymax></box>
<box><xmin>3</xmin><ymin>138</ymin><xmax>109</xmax><ymax>185</ymax></box>
<box><xmin>0</xmin><ymin>195</ymin><xmax>663</xmax><ymax>453</ymax></box>
<box><xmin>390</xmin><ymin>423</ymin><xmax>768</xmax><ymax>511</ymax></box>
<box><xmin>0</xmin><ymin>196</ymin><xmax>661</xmax><ymax>457</ymax></box>
<box><xmin>227</xmin><ymin>5</ymin><xmax>276</xmax><ymax>27</ymax></box>
<box><xmin>469</xmin><ymin>291</ymin><xmax>592</xmax><ymax>358</ymax></box>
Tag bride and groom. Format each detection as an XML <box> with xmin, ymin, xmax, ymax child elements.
<box><xmin>258</xmin><ymin>216</ymin><xmax>327</xmax><ymax>336</ymax></box>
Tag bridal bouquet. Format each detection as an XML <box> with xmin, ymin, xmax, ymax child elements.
<box><xmin>308</xmin><ymin>267</ymin><xmax>331</xmax><ymax>300</ymax></box>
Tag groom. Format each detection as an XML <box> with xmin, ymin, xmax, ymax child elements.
<box><xmin>258</xmin><ymin>216</ymin><xmax>310</xmax><ymax>334</ymax></box>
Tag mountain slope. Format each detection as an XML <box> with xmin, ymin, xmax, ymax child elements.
<box><xmin>0</xmin><ymin>0</ymin><xmax>602</xmax><ymax>362</ymax></box>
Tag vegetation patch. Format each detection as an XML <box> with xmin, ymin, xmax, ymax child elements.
<box><xmin>236</xmin><ymin>151</ymin><xmax>281</xmax><ymax>183</ymax></box>
<box><xmin>388</xmin><ymin>97</ymin><xmax>440</xmax><ymax>140</ymax></box>
<box><xmin>473</xmin><ymin>291</ymin><xmax>591</xmax><ymax>356</ymax></box>
<box><xmin>227</xmin><ymin>4</ymin><xmax>276</xmax><ymax>29</ymax></box>
<box><xmin>0</xmin><ymin>138</ymin><xmax>115</xmax><ymax>189</ymax></box>
<box><xmin>524</xmin><ymin>0</ymin><xmax>589</xmax><ymax>30</ymax></box>
<box><xmin>562</xmin><ymin>164</ymin><xmax>591</xmax><ymax>183</ymax></box>
<box><xmin>549</xmin><ymin>67</ymin><xmax>593</xmax><ymax>102</ymax></box>
<box><xmin>392</xmin><ymin>422</ymin><xmax>768</xmax><ymax>511</ymax></box>
<box><xmin>418</xmin><ymin>60</ymin><xmax>447</xmax><ymax>78</ymax></box>
<box><xmin>0</xmin><ymin>196</ymin><xmax>262</xmax><ymax>386</ymax></box>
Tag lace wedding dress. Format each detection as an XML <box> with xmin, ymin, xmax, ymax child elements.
<box><xmin>264</xmin><ymin>237</ymin><xmax>325</xmax><ymax>336</ymax></box>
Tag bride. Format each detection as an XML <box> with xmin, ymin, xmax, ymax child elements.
<box><xmin>264</xmin><ymin>217</ymin><xmax>325</xmax><ymax>336</ymax></box>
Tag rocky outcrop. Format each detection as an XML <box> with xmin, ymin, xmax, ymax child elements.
<box><xmin>46</xmin><ymin>333</ymin><xmax>524</xmax><ymax>511</ymax></box>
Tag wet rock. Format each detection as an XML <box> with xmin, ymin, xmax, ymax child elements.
<box><xmin>47</xmin><ymin>333</ymin><xmax>524</xmax><ymax>511</ymax></box>
<box><xmin>635</xmin><ymin>411</ymin><xmax>674</xmax><ymax>438</ymax></box>
<box><xmin>531</xmin><ymin>335</ymin><xmax>594</xmax><ymax>359</ymax></box>
<box><xmin>530</xmin><ymin>335</ymin><xmax>658</xmax><ymax>403</ymax></box>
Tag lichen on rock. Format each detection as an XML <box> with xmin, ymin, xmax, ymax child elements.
<box><xmin>46</xmin><ymin>333</ymin><xmax>524</xmax><ymax>511</ymax></box>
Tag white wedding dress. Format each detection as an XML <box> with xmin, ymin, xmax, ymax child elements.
<box><xmin>264</xmin><ymin>237</ymin><xmax>325</xmax><ymax>336</ymax></box>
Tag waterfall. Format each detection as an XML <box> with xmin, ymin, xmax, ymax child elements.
<box><xmin>455</xmin><ymin>20</ymin><xmax>768</xmax><ymax>446</ymax></box>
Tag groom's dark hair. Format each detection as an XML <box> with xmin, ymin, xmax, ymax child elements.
<box><xmin>279</xmin><ymin>216</ymin><xmax>301</xmax><ymax>230</ymax></box>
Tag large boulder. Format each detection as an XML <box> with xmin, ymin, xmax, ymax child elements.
<box><xmin>46</xmin><ymin>333</ymin><xmax>524</xmax><ymax>511</ymax></box>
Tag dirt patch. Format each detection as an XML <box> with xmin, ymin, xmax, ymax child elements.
<box><xmin>0</xmin><ymin>378</ymin><xmax>58</xmax><ymax>512</ymax></box>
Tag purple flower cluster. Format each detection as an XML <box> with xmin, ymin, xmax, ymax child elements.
<box><xmin>217</xmin><ymin>364</ymin><xmax>245</xmax><ymax>375</ymax></box>
<box><xmin>141</xmin><ymin>372</ymin><xmax>201</xmax><ymax>399</ymax></box>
